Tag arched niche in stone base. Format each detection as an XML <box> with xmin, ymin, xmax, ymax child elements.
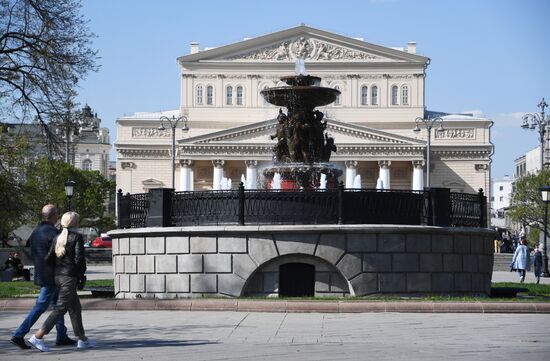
<box><xmin>241</xmin><ymin>254</ymin><xmax>350</xmax><ymax>297</ymax></box>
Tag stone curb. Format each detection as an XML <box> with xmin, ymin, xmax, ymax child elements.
<box><xmin>2</xmin><ymin>298</ymin><xmax>550</xmax><ymax>313</ymax></box>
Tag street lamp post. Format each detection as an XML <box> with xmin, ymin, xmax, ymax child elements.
<box><xmin>158</xmin><ymin>114</ymin><xmax>189</xmax><ymax>189</ymax></box>
<box><xmin>65</xmin><ymin>180</ymin><xmax>75</xmax><ymax>211</ymax></box>
<box><xmin>522</xmin><ymin>98</ymin><xmax>549</xmax><ymax>171</ymax></box>
<box><xmin>540</xmin><ymin>186</ymin><xmax>550</xmax><ymax>277</ymax></box>
<box><xmin>413</xmin><ymin>116</ymin><xmax>444</xmax><ymax>188</ymax></box>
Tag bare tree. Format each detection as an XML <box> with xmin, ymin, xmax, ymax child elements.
<box><xmin>0</xmin><ymin>0</ymin><xmax>98</xmax><ymax>154</ymax></box>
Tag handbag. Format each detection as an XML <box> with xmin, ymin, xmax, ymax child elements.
<box><xmin>77</xmin><ymin>275</ymin><xmax>87</xmax><ymax>290</ymax></box>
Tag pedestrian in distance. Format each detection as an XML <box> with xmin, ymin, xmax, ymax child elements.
<box><xmin>511</xmin><ymin>237</ymin><xmax>531</xmax><ymax>283</ymax></box>
<box><xmin>28</xmin><ymin>211</ymin><xmax>95</xmax><ymax>352</ymax></box>
<box><xmin>533</xmin><ymin>246</ymin><xmax>543</xmax><ymax>284</ymax></box>
<box><xmin>10</xmin><ymin>204</ymin><xmax>76</xmax><ymax>350</ymax></box>
<box><xmin>4</xmin><ymin>251</ymin><xmax>30</xmax><ymax>281</ymax></box>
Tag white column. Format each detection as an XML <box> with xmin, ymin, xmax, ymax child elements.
<box><xmin>212</xmin><ymin>160</ymin><xmax>224</xmax><ymax>190</ymax></box>
<box><xmin>345</xmin><ymin>160</ymin><xmax>358</xmax><ymax>189</ymax></box>
<box><xmin>245</xmin><ymin>160</ymin><xmax>258</xmax><ymax>189</ymax></box>
<box><xmin>179</xmin><ymin>159</ymin><xmax>193</xmax><ymax>191</ymax></box>
<box><xmin>412</xmin><ymin>160</ymin><xmax>425</xmax><ymax>191</ymax></box>
<box><xmin>378</xmin><ymin>160</ymin><xmax>391</xmax><ymax>190</ymax></box>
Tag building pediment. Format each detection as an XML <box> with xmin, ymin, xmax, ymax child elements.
<box><xmin>179</xmin><ymin>119</ymin><xmax>424</xmax><ymax>147</ymax></box>
<box><xmin>178</xmin><ymin>25</ymin><xmax>428</xmax><ymax>65</ymax></box>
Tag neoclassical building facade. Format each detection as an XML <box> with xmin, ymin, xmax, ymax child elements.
<box><xmin>115</xmin><ymin>25</ymin><xmax>492</xmax><ymax>195</ymax></box>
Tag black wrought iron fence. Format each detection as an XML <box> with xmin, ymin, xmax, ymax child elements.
<box><xmin>116</xmin><ymin>186</ymin><xmax>487</xmax><ymax>228</ymax></box>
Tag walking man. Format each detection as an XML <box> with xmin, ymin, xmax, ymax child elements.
<box><xmin>10</xmin><ymin>204</ymin><xmax>76</xmax><ymax>349</ymax></box>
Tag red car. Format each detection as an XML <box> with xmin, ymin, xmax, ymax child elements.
<box><xmin>91</xmin><ymin>236</ymin><xmax>112</xmax><ymax>248</ymax></box>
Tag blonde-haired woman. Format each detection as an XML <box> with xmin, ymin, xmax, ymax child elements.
<box><xmin>28</xmin><ymin>212</ymin><xmax>95</xmax><ymax>352</ymax></box>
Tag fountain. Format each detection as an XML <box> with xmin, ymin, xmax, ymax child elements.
<box><xmin>260</xmin><ymin>63</ymin><xmax>342</xmax><ymax>190</ymax></box>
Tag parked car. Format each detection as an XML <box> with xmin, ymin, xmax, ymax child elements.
<box><xmin>91</xmin><ymin>236</ymin><xmax>112</xmax><ymax>248</ymax></box>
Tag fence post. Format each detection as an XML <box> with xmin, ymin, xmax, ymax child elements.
<box><xmin>427</xmin><ymin>188</ymin><xmax>451</xmax><ymax>227</ymax></box>
<box><xmin>146</xmin><ymin>188</ymin><xmax>174</xmax><ymax>227</ymax></box>
<box><xmin>117</xmin><ymin>189</ymin><xmax>130</xmax><ymax>228</ymax></box>
<box><xmin>337</xmin><ymin>181</ymin><xmax>344</xmax><ymax>224</ymax></box>
<box><xmin>238</xmin><ymin>182</ymin><xmax>245</xmax><ymax>226</ymax></box>
<box><xmin>478</xmin><ymin>188</ymin><xmax>486</xmax><ymax>228</ymax></box>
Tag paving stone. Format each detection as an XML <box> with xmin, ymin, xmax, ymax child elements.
<box><xmin>218</xmin><ymin>273</ymin><xmax>246</xmax><ymax>297</ymax></box>
<box><xmin>379</xmin><ymin>273</ymin><xmax>406</xmax><ymax>292</ymax></box>
<box><xmin>443</xmin><ymin>254</ymin><xmax>462</xmax><ymax>272</ymax></box>
<box><xmin>146</xmin><ymin>236</ymin><xmax>165</xmax><ymax>254</ymax></box>
<box><xmin>191</xmin><ymin>274</ymin><xmax>217</xmax><ymax>293</ymax></box>
<box><xmin>204</xmin><ymin>254</ymin><xmax>232</xmax><ymax>273</ymax></box>
<box><xmin>156</xmin><ymin>255</ymin><xmax>177</xmax><ymax>273</ymax></box>
<box><xmin>347</xmin><ymin>233</ymin><xmax>376</xmax><ymax>252</ymax></box>
<box><xmin>130</xmin><ymin>274</ymin><xmax>145</xmax><ymax>293</ymax></box>
<box><xmin>336</xmin><ymin>253</ymin><xmax>362</xmax><ymax>279</ymax></box>
<box><xmin>275</xmin><ymin>234</ymin><xmax>318</xmax><ymax>255</ymax></box>
<box><xmin>249</xmin><ymin>235</ymin><xmax>278</xmax><ymax>265</ymax></box>
<box><xmin>419</xmin><ymin>254</ymin><xmax>443</xmax><ymax>272</ymax></box>
<box><xmin>378</xmin><ymin>233</ymin><xmax>405</xmax><ymax>252</ymax></box>
<box><xmin>462</xmin><ymin>254</ymin><xmax>478</xmax><ymax>273</ymax></box>
<box><xmin>137</xmin><ymin>255</ymin><xmax>155</xmax><ymax>273</ymax></box>
<box><xmin>392</xmin><ymin>254</ymin><xmax>419</xmax><ymax>272</ymax></box>
<box><xmin>218</xmin><ymin>236</ymin><xmax>247</xmax><ymax>253</ymax></box>
<box><xmin>315</xmin><ymin>233</ymin><xmax>346</xmax><ymax>264</ymax></box>
<box><xmin>232</xmin><ymin>253</ymin><xmax>258</xmax><ymax>280</ymax></box>
<box><xmin>145</xmin><ymin>274</ymin><xmax>165</xmax><ymax>293</ymax></box>
<box><xmin>124</xmin><ymin>255</ymin><xmax>137</xmax><ymax>273</ymax></box>
<box><xmin>406</xmin><ymin>234</ymin><xmax>431</xmax><ymax>253</ymax></box>
<box><xmin>453</xmin><ymin>235</ymin><xmax>471</xmax><ymax>254</ymax></box>
<box><xmin>130</xmin><ymin>237</ymin><xmax>145</xmax><ymax>255</ymax></box>
<box><xmin>349</xmin><ymin>273</ymin><xmax>378</xmax><ymax>296</ymax></box>
<box><xmin>118</xmin><ymin>237</ymin><xmax>130</xmax><ymax>255</ymax></box>
<box><xmin>166</xmin><ymin>274</ymin><xmax>190</xmax><ymax>293</ymax></box>
<box><xmin>363</xmin><ymin>253</ymin><xmax>391</xmax><ymax>272</ymax></box>
<box><xmin>166</xmin><ymin>236</ymin><xmax>189</xmax><ymax>254</ymax></box>
<box><xmin>432</xmin><ymin>234</ymin><xmax>453</xmax><ymax>253</ymax></box>
<box><xmin>177</xmin><ymin>254</ymin><xmax>203</xmax><ymax>273</ymax></box>
<box><xmin>432</xmin><ymin>273</ymin><xmax>453</xmax><ymax>292</ymax></box>
<box><xmin>190</xmin><ymin>236</ymin><xmax>217</xmax><ymax>253</ymax></box>
<box><xmin>407</xmin><ymin>273</ymin><xmax>431</xmax><ymax>292</ymax></box>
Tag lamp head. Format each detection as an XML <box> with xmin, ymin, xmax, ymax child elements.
<box><xmin>541</xmin><ymin>186</ymin><xmax>550</xmax><ymax>203</ymax></box>
<box><xmin>158</xmin><ymin>122</ymin><xmax>166</xmax><ymax>131</ymax></box>
<box><xmin>65</xmin><ymin>180</ymin><xmax>75</xmax><ymax>198</ymax></box>
<box><xmin>413</xmin><ymin>124</ymin><xmax>421</xmax><ymax>134</ymax></box>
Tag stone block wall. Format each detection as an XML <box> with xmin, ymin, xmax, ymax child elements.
<box><xmin>110</xmin><ymin>225</ymin><xmax>494</xmax><ymax>299</ymax></box>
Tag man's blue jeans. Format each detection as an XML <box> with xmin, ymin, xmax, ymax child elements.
<box><xmin>12</xmin><ymin>285</ymin><xmax>67</xmax><ymax>341</ymax></box>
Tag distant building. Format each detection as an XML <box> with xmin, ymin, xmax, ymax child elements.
<box><xmin>490</xmin><ymin>175</ymin><xmax>513</xmax><ymax>228</ymax></box>
<box><xmin>115</xmin><ymin>25</ymin><xmax>493</xmax><ymax>196</ymax></box>
<box><xmin>514</xmin><ymin>145</ymin><xmax>541</xmax><ymax>178</ymax></box>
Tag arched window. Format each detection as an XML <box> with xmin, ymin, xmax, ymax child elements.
<box><xmin>236</xmin><ymin>86</ymin><xmax>243</xmax><ymax>105</ymax></box>
<box><xmin>206</xmin><ymin>86</ymin><xmax>214</xmax><ymax>105</ymax></box>
<box><xmin>334</xmin><ymin>85</ymin><xmax>341</xmax><ymax>106</ymax></box>
<box><xmin>82</xmin><ymin>159</ymin><xmax>92</xmax><ymax>171</ymax></box>
<box><xmin>226</xmin><ymin>86</ymin><xmax>233</xmax><ymax>105</ymax></box>
<box><xmin>391</xmin><ymin>85</ymin><xmax>398</xmax><ymax>105</ymax></box>
<box><xmin>401</xmin><ymin>85</ymin><xmax>409</xmax><ymax>105</ymax></box>
<box><xmin>361</xmin><ymin>86</ymin><xmax>368</xmax><ymax>105</ymax></box>
<box><xmin>196</xmin><ymin>85</ymin><xmax>203</xmax><ymax>105</ymax></box>
<box><xmin>371</xmin><ymin>85</ymin><xmax>378</xmax><ymax>105</ymax></box>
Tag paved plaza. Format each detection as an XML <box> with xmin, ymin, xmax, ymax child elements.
<box><xmin>0</xmin><ymin>310</ymin><xmax>549</xmax><ymax>360</ymax></box>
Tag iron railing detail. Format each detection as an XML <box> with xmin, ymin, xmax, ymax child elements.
<box><xmin>450</xmin><ymin>189</ymin><xmax>487</xmax><ymax>227</ymax></box>
<box><xmin>117</xmin><ymin>186</ymin><xmax>487</xmax><ymax>229</ymax></box>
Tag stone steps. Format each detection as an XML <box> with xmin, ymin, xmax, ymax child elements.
<box><xmin>493</xmin><ymin>253</ymin><xmax>513</xmax><ymax>271</ymax></box>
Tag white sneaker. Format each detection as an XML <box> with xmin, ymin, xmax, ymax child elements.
<box><xmin>77</xmin><ymin>338</ymin><xmax>96</xmax><ymax>349</ymax></box>
<box><xmin>28</xmin><ymin>335</ymin><xmax>49</xmax><ymax>352</ymax></box>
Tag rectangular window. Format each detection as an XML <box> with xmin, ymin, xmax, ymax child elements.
<box><xmin>499</xmin><ymin>186</ymin><xmax>503</xmax><ymax>191</ymax></box>
<box><xmin>499</xmin><ymin>196</ymin><xmax>504</xmax><ymax>202</ymax></box>
<box><xmin>207</xmin><ymin>86</ymin><xmax>213</xmax><ymax>105</ymax></box>
<box><xmin>226</xmin><ymin>86</ymin><xmax>232</xmax><ymax>105</ymax></box>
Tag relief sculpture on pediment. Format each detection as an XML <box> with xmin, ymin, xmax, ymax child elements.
<box><xmin>226</xmin><ymin>37</ymin><xmax>380</xmax><ymax>61</ymax></box>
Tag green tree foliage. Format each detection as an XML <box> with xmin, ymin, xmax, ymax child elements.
<box><xmin>24</xmin><ymin>157</ymin><xmax>116</xmax><ymax>234</ymax></box>
<box><xmin>0</xmin><ymin>129</ymin><xmax>32</xmax><ymax>242</ymax></box>
<box><xmin>507</xmin><ymin>169</ymin><xmax>550</xmax><ymax>246</ymax></box>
